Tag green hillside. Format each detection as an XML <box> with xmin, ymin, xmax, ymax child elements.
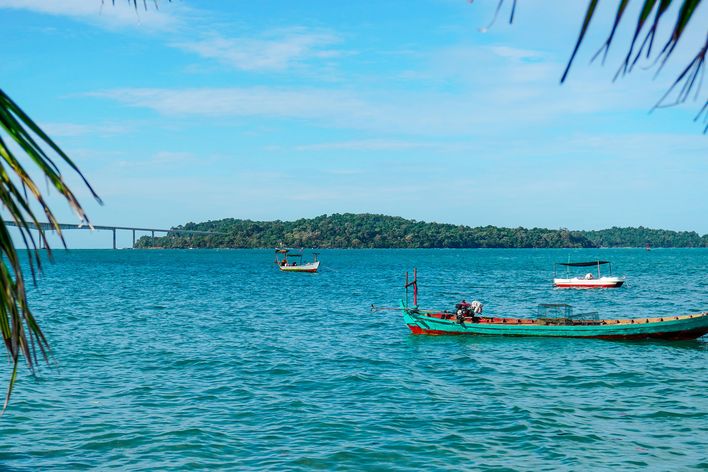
<box><xmin>135</xmin><ymin>214</ymin><xmax>708</xmax><ymax>249</ymax></box>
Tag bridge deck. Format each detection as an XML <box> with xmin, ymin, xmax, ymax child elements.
<box><xmin>4</xmin><ymin>221</ymin><xmax>225</xmax><ymax>249</ymax></box>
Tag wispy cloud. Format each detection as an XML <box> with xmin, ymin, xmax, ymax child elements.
<box><xmin>173</xmin><ymin>29</ymin><xmax>342</xmax><ymax>72</ymax></box>
<box><xmin>294</xmin><ymin>139</ymin><xmax>473</xmax><ymax>152</ymax></box>
<box><xmin>116</xmin><ymin>151</ymin><xmax>195</xmax><ymax>169</ymax></box>
<box><xmin>488</xmin><ymin>45</ymin><xmax>546</xmax><ymax>62</ymax></box>
<box><xmin>85</xmin><ymin>38</ymin><xmax>689</xmax><ymax>137</ymax></box>
<box><xmin>0</xmin><ymin>0</ymin><xmax>179</xmax><ymax>31</ymax></box>
<box><xmin>88</xmin><ymin>77</ymin><xmax>657</xmax><ymax>137</ymax></box>
<box><xmin>89</xmin><ymin>86</ymin><xmax>376</xmax><ymax>122</ymax></box>
<box><xmin>43</xmin><ymin>122</ymin><xmax>132</xmax><ymax>137</ymax></box>
<box><xmin>90</xmin><ymin>86</ymin><xmax>487</xmax><ymax>135</ymax></box>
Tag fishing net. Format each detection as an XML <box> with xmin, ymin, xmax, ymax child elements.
<box><xmin>536</xmin><ymin>304</ymin><xmax>600</xmax><ymax>325</ymax></box>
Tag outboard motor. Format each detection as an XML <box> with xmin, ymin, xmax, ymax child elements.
<box><xmin>455</xmin><ymin>309</ymin><xmax>466</xmax><ymax>324</ymax></box>
<box><xmin>455</xmin><ymin>300</ymin><xmax>471</xmax><ymax>323</ymax></box>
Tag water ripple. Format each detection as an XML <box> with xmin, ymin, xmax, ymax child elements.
<box><xmin>1</xmin><ymin>248</ymin><xmax>706</xmax><ymax>470</ymax></box>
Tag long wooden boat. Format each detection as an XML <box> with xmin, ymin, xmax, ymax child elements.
<box><xmin>402</xmin><ymin>305</ymin><xmax>708</xmax><ymax>340</ymax></box>
<box><xmin>400</xmin><ymin>270</ymin><xmax>708</xmax><ymax>340</ymax></box>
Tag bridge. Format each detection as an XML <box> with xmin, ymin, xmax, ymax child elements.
<box><xmin>4</xmin><ymin>221</ymin><xmax>226</xmax><ymax>249</ymax></box>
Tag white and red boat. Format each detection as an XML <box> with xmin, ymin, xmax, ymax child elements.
<box><xmin>553</xmin><ymin>260</ymin><xmax>625</xmax><ymax>289</ymax></box>
<box><xmin>274</xmin><ymin>248</ymin><xmax>320</xmax><ymax>273</ymax></box>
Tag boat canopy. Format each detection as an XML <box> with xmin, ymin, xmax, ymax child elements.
<box><xmin>275</xmin><ymin>249</ymin><xmax>289</xmax><ymax>254</ymax></box>
<box><xmin>557</xmin><ymin>260</ymin><xmax>610</xmax><ymax>267</ymax></box>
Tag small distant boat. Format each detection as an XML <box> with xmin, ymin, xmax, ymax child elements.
<box><xmin>553</xmin><ymin>260</ymin><xmax>625</xmax><ymax>288</ymax></box>
<box><xmin>646</xmin><ymin>243</ymin><xmax>651</xmax><ymax>251</ymax></box>
<box><xmin>274</xmin><ymin>248</ymin><xmax>320</xmax><ymax>273</ymax></box>
<box><xmin>399</xmin><ymin>271</ymin><xmax>708</xmax><ymax>340</ymax></box>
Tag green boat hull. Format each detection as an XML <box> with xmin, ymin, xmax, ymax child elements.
<box><xmin>403</xmin><ymin>306</ymin><xmax>708</xmax><ymax>340</ymax></box>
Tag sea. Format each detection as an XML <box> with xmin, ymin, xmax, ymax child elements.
<box><xmin>1</xmin><ymin>248</ymin><xmax>706</xmax><ymax>470</ymax></box>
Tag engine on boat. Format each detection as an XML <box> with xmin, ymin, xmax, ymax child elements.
<box><xmin>455</xmin><ymin>300</ymin><xmax>484</xmax><ymax>322</ymax></box>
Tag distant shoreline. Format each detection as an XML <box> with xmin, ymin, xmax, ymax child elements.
<box><xmin>134</xmin><ymin>213</ymin><xmax>708</xmax><ymax>250</ymax></box>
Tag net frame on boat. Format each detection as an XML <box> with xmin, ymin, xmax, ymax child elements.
<box><xmin>536</xmin><ymin>303</ymin><xmax>600</xmax><ymax>325</ymax></box>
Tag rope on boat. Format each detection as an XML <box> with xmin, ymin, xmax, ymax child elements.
<box><xmin>370</xmin><ymin>304</ymin><xmax>401</xmax><ymax>312</ymax></box>
<box><xmin>371</xmin><ymin>304</ymin><xmax>444</xmax><ymax>314</ymax></box>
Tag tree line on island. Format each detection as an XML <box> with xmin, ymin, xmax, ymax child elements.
<box><xmin>134</xmin><ymin>214</ymin><xmax>708</xmax><ymax>249</ymax></box>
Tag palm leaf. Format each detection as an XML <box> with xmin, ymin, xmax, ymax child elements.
<box><xmin>0</xmin><ymin>89</ymin><xmax>101</xmax><ymax>412</ymax></box>
<box><xmin>592</xmin><ymin>0</ymin><xmax>631</xmax><ymax>64</ymax></box>
<box><xmin>0</xmin><ymin>0</ymin><xmax>170</xmax><ymax>413</ymax></box>
<box><xmin>561</xmin><ymin>0</ymin><xmax>599</xmax><ymax>83</ymax></box>
<box><xmin>475</xmin><ymin>0</ymin><xmax>707</xmax><ymax>131</ymax></box>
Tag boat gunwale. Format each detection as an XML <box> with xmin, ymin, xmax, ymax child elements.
<box><xmin>403</xmin><ymin>309</ymin><xmax>708</xmax><ymax>339</ymax></box>
<box><xmin>405</xmin><ymin>309</ymin><xmax>708</xmax><ymax>326</ymax></box>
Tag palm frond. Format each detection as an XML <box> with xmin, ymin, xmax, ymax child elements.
<box><xmin>696</xmin><ymin>100</ymin><xmax>708</xmax><ymax>132</ymax></box>
<box><xmin>104</xmin><ymin>0</ymin><xmax>169</xmax><ymax>11</ymax></box>
<box><xmin>592</xmin><ymin>0</ymin><xmax>631</xmax><ymax>64</ymax></box>
<box><xmin>0</xmin><ymin>89</ymin><xmax>100</xmax><ymax>412</ymax></box>
<box><xmin>475</xmin><ymin>0</ymin><xmax>707</xmax><ymax>131</ymax></box>
<box><xmin>561</xmin><ymin>0</ymin><xmax>600</xmax><ymax>83</ymax></box>
<box><xmin>0</xmin><ymin>0</ymin><xmax>172</xmax><ymax>412</ymax></box>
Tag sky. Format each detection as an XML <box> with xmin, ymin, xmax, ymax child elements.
<box><xmin>1</xmin><ymin>0</ymin><xmax>706</xmax><ymax>248</ymax></box>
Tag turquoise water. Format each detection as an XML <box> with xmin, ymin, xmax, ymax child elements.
<box><xmin>2</xmin><ymin>249</ymin><xmax>707</xmax><ymax>470</ymax></box>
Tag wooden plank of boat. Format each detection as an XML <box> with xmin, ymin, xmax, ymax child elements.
<box><xmin>402</xmin><ymin>305</ymin><xmax>708</xmax><ymax>340</ymax></box>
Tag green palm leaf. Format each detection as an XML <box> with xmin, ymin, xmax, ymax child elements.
<box><xmin>0</xmin><ymin>89</ymin><xmax>101</xmax><ymax>412</ymax></box>
<box><xmin>475</xmin><ymin>0</ymin><xmax>707</xmax><ymax>131</ymax></box>
<box><xmin>0</xmin><ymin>0</ymin><xmax>170</xmax><ymax>413</ymax></box>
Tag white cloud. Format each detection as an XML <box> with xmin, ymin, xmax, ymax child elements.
<box><xmin>89</xmin><ymin>86</ymin><xmax>376</xmax><ymax>122</ymax></box>
<box><xmin>84</xmin><ymin>39</ymin><xmax>699</xmax><ymax>137</ymax></box>
<box><xmin>88</xmin><ymin>77</ymin><xmax>663</xmax><ymax>137</ymax></box>
<box><xmin>173</xmin><ymin>30</ymin><xmax>342</xmax><ymax>72</ymax></box>
<box><xmin>0</xmin><ymin>0</ymin><xmax>178</xmax><ymax>31</ymax></box>
<box><xmin>294</xmin><ymin>139</ymin><xmax>475</xmax><ymax>152</ymax></box>
<box><xmin>116</xmin><ymin>151</ymin><xmax>194</xmax><ymax>169</ymax></box>
<box><xmin>488</xmin><ymin>45</ymin><xmax>545</xmax><ymax>62</ymax></box>
<box><xmin>295</xmin><ymin>139</ymin><xmax>437</xmax><ymax>151</ymax></box>
<box><xmin>43</xmin><ymin>122</ymin><xmax>131</xmax><ymax>137</ymax></box>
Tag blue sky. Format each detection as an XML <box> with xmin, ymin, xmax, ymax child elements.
<box><xmin>1</xmin><ymin>0</ymin><xmax>706</xmax><ymax>248</ymax></box>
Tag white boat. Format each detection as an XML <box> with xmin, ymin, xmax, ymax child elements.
<box><xmin>274</xmin><ymin>248</ymin><xmax>320</xmax><ymax>273</ymax></box>
<box><xmin>553</xmin><ymin>260</ymin><xmax>625</xmax><ymax>288</ymax></box>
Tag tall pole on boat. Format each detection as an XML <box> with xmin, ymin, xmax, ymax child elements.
<box><xmin>413</xmin><ymin>268</ymin><xmax>418</xmax><ymax>306</ymax></box>
<box><xmin>404</xmin><ymin>268</ymin><xmax>418</xmax><ymax>307</ymax></box>
<box><xmin>405</xmin><ymin>271</ymin><xmax>409</xmax><ymax>307</ymax></box>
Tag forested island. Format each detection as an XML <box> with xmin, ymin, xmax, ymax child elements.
<box><xmin>134</xmin><ymin>214</ymin><xmax>708</xmax><ymax>249</ymax></box>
